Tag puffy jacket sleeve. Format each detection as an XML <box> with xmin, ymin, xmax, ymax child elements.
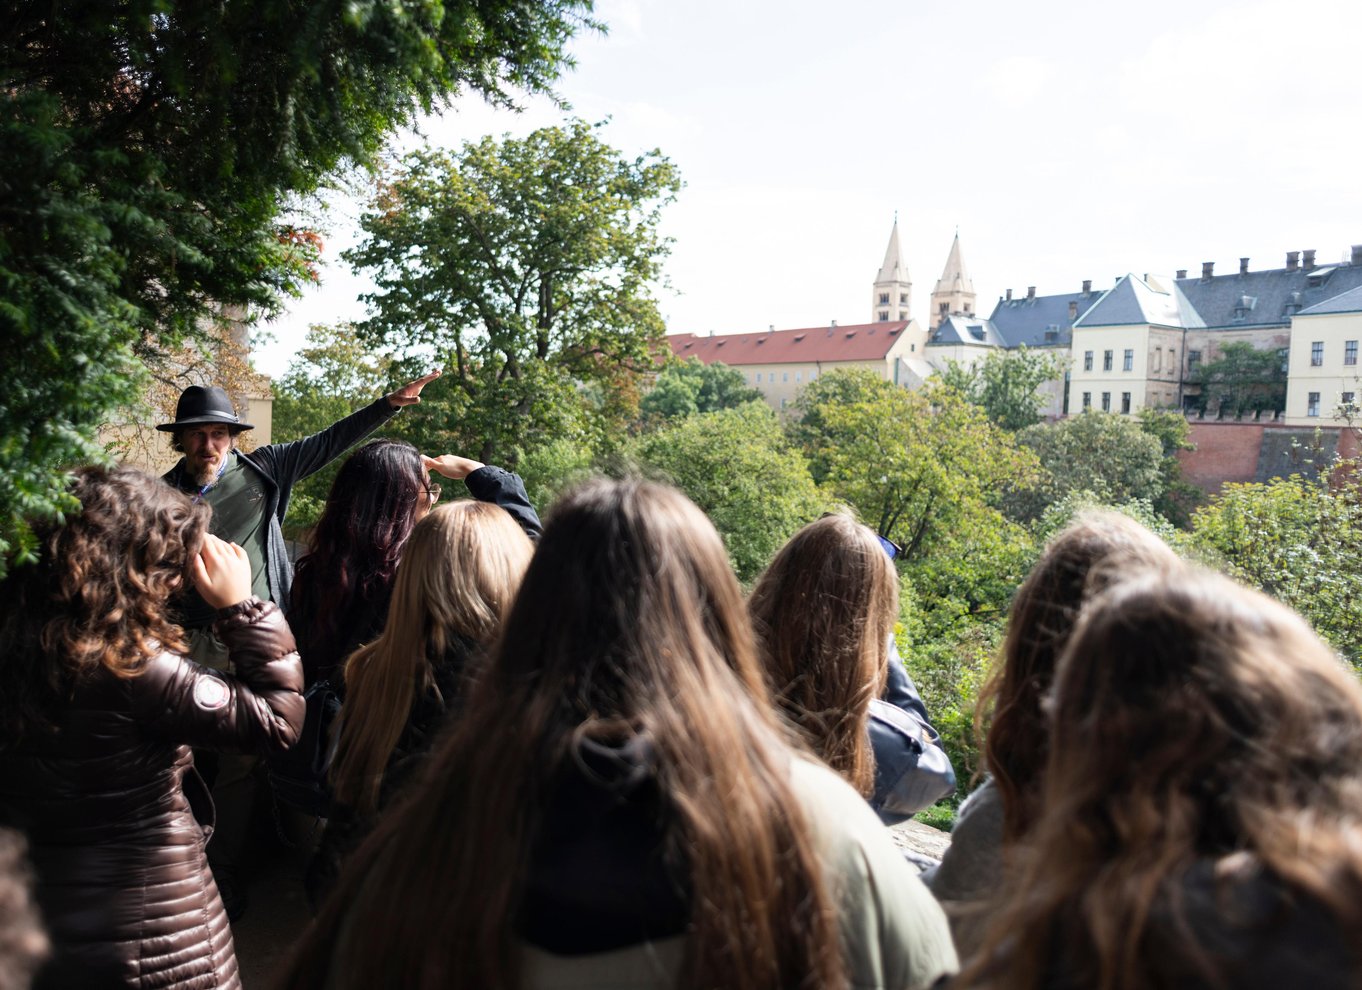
<box><xmin>463</xmin><ymin>465</ymin><xmax>543</xmax><ymax>542</ymax></box>
<box><xmin>132</xmin><ymin>598</ymin><xmax>304</xmax><ymax>753</ymax></box>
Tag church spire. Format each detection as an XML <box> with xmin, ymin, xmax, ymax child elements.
<box><xmin>872</xmin><ymin>218</ymin><xmax>911</xmax><ymax>322</ymax></box>
<box><xmin>929</xmin><ymin>231</ymin><xmax>977</xmax><ymax>329</ymax></box>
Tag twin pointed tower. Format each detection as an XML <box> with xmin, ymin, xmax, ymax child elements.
<box><xmin>872</xmin><ymin>220</ymin><xmax>976</xmax><ymax>330</ymax></box>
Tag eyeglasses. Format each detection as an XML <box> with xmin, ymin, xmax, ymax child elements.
<box><xmin>424</xmin><ymin>484</ymin><xmax>442</xmax><ymax>505</ymax></box>
<box><xmin>876</xmin><ymin>534</ymin><xmax>903</xmax><ymax>560</ymax></box>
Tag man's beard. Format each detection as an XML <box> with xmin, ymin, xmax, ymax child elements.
<box><xmin>190</xmin><ymin>452</ymin><xmax>227</xmax><ymax>487</ymax></box>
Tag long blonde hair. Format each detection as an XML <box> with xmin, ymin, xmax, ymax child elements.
<box><xmin>329</xmin><ymin>500</ymin><xmax>533</xmax><ymax>812</ymax></box>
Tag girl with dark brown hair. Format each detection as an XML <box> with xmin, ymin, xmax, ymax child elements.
<box><xmin>748</xmin><ymin>513</ymin><xmax>955</xmax><ymax>822</ymax></box>
<box><xmin>0</xmin><ymin>466</ymin><xmax>304</xmax><ymax>989</ymax></box>
<box><xmin>280</xmin><ymin>479</ymin><xmax>956</xmax><ymax>989</ymax></box>
<box><xmin>926</xmin><ymin>511</ymin><xmax>1178</xmax><ymax>957</ymax></box>
<box><xmin>957</xmin><ymin>568</ymin><xmax>1362</xmax><ymax>990</ymax></box>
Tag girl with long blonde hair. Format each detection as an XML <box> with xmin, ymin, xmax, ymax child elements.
<box><xmin>305</xmin><ymin>485</ymin><xmax>536</xmax><ymax>905</ymax></box>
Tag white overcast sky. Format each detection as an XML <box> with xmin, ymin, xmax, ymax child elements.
<box><xmin>255</xmin><ymin>0</ymin><xmax>1362</xmax><ymax>377</ymax></box>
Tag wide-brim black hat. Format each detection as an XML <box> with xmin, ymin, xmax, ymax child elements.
<box><xmin>156</xmin><ymin>385</ymin><xmax>254</xmax><ymax>432</ymax></box>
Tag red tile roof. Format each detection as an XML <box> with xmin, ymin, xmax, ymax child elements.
<box><xmin>669</xmin><ymin>321</ymin><xmax>908</xmax><ymax>366</ymax></box>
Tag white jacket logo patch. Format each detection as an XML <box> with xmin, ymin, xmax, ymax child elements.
<box><xmin>194</xmin><ymin>677</ymin><xmax>230</xmax><ymax>711</ymax></box>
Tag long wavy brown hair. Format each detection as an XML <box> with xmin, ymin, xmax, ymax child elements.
<box><xmin>974</xmin><ymin>511</ymin><xmax>1178</xmax><ymax>840</ymax></box>
<box><xmin>280</xmin><ymin>479</ymin><xmax>847</xmax><ymax>990</ymax></box>
<box><xmin>0</xmin><ymin>467</ymin><xmax>207</xmax><ymax>741</ymax></box>
<box><xmin>959</xmin><ymin>568</ymin><xmax>1362</xmax><ymax>990</ymax></box>
<box><xmin>748</xmin><ymin>513</ymin><xmax>896</xmax><ymax>795</ymax></box>
<box><xmin>329</xmin><ymin>499</ymin><xmax>534</xmax><ymax>813</ymax></box>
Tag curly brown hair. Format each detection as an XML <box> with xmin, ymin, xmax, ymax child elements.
<box><xmin>0</xmin><ymin>467</ymin><xmax>208</xmax><ymax>741</ymax></box>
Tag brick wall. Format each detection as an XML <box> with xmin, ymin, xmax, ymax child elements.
<box><xmin>1177</xmin><ymin>421</ymin><xmax>1356</xmax><ymax>493</ymax></box>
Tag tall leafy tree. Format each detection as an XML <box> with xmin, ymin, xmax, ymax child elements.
<box><xmin>641</xmin><ymin>356</ymin><xmax>763</xmax><ymax>420</ymax></box>
<box><xmin>1010</xmin><ymin>411</ymin><xmax>1165</xmax><ymax>521</ymax></box>
<box><xmin>269</xmin><ymin>323</ymin><xmax>397</xmax><ymax>536</ymax></box>
<box><xmin>632</xmin><ymin>402</ymin><xmax>828</xmax><ymax>582</ymax></box>
<box><xmin>1193</xmin><ymin>341</ymin><xmax>1287</xmax><ymax>417</ymax></box>
<box><xmin>1</xmin><ymin>0</ymin><xmax>593</xmax><ymax>572</ymax></box>
<box><xmin>794</xmin><ymin>370</ymin><xmax>1038</xmax><ymax>562</ymax></box>
<box><xmin>936</xmin><ymin>347</ymin><xmax>1068</xmax><ymax>432</ymax></box>
<box><xmin>346</xmin><ymin>120</ymin><xmax>682</xmax><ymax>466</ymax></box>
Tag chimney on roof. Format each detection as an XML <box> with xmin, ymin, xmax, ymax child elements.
<box><xmin>1026</xmin><ymin>286</ymin><xmax>1036</xmax><ymax>301</ymax></box>
<box><xmin>1068</xmin><ymin>300</ymin><xmax>1078</xmax><ymax>319</ymax></box>
<box><xmin>1005</xmin><ymin>288</ymin><xmax>1013</xmax><ymax>301</ymax></box>
<box><xmin>1353</xmin><ymin>245</ymin><xmax>1362</xmax><ymax>266</ymax></box>
<box><xmin>1176</xmin><ymin>269</ymin><xmax>1187</xmax><ymax>279</ymax></box>
<box><xmin>1240</xmin><ymin>257</ymin><xmax>1250</xmax><ymax>275</ymax></box>
<box><xmin>1303</xmin><ymin>249</ymin><xmax>1317</xmax><ymax>270</ymax></box>
<box><xmin>1201</xmin><ymin>261</ymin><xmax>1214</xmax><ymax>281</ymax></box>
<box><xmin>1286</xmin><ymin>251</ymin><xmax>1300</xmax><ymax>271</ymax></box>
<box><xmin>1082</xmin><ymin>279</ymin><xmax>1092</xmax><ymax>294</ymax></box>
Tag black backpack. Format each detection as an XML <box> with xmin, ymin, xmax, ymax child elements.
<box><xmin>266</xmin><ymin>676</ymin><xmax>341</xmax><ymax>818</ymax></box>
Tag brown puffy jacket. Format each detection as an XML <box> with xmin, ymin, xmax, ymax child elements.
<box><xmin>0</xmin><ymin>598</ymin><xmax>304</xmax><ymax>990</ymax></box>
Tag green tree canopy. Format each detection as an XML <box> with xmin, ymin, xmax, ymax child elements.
<box><xmin>632</xmin><ymin>402</ymin><xmax>828</xmax><ymax>582</ymax></box>
<box><xmin>936</xmin><ymin>347</ymin><xmax>1069</xmax><ymax>432</ymax></box>
<box><xmin>1</xmin><ymin>0</ymin><xmax>593</xmax><ymax>572</ymax></box>
<box><xmin>640</xmin><ymin>357</ymin><xmax>763</xmax><ymax>420</ymax></box>
<box><xmin>1193</xmin><ymin>341</ymin><xmax>1287</xmax><ymax>418</ymax></box>
<box><xmin>793</xmin><ymin>370</ymin><xmax>1039</xmax><ymax>562</ymax></box>
<box><xmin>346</xmin><ymin>120</ymin><xmax>683</xmax><ymax>465</ymax></box>
<box><xmin>1188</xmin><ymin>474</ymin><xmax>1362</xmax><ymax>667</ymax></box>
<box><xmin>1011</xmin><ymin>411</ymin><xmax>1165</xmax><ymax>521</ymax></box>
<box><xmin>270</xmin><ymin>323</ymin><xmax>396</xmax><ymax>536</ymax></box>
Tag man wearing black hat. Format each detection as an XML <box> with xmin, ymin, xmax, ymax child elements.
<box><xmin>160</xmin><ymin>371</ymin><xmax>440</xmax><ymax>641</ymax></box>
<box><xmin>158</xmin><ymin>371</ymin><xmax>439</xmax><ymax>917</ymax></box>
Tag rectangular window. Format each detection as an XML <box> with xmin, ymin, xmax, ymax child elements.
<box><xmin>1311</xmin><ymin>341</ymin><xmax>1324</xmax><ymax>366</ymax></box>
<box><xmin>1346</xmin><ymin>340</ymin><xmax>1358</xmax><ymax>366</ymax></box>
<box><xmin>1103</xmin><ymin>350</ymin><xmax>1113</xmax><ymax>372</ymax></box>
<box><xmin>782</xmin><ymin>372</ymin><xmax>789</xmax><ymax>382</ymax></box>
<box><xmin>899</xmin><ymin>293</ymin><xmax>908</xmax><ymax>305</ymax></box>
<box><xmin>1101</xmin><ymin>392</ymin><xmax>1111</xmax><ymax>412</ymax></box>
<box><xmin>1308</xmin><ymin>392</ymin><xmax>1320</xmax><ymax>417</ymax></box>
<box><xmin>1123</xmin><ymin>349</ymin><xmax>1134</xmax><ymax>372</ymax></box>
<box><xmin>1084</xmin><ymin>350</ymin><xmax>1093</xmax><ymax>371</ymax></box>
<box><xmin>795</xmin><ymin>372</ymin><xmax>802</xmax><ymax>382</ymax></box>
<box><xmin>809</xmin><ymin>370</ymin><xmax>817</xmax><ymax>381</ymax></box>
<box><xmin>1082</xmin><ymin>392</ymin><xmax>1091</xmax><ymax>410</ymax></box>
<box><xmin>1121</xmin><ymin>392</ymin><xmax>1132</xmax><ymax>414</ymax></box>
<box><xmin>1342</xmin><ymin>391</ymin><xmax>1356</xmax><ymax>412</ymax></box>
<box><xmin>781</xmin><ymin>398</ymin><xmax>788</xmax><ymax>409</ymax></box>
<box><xmin>879</xmin><ymin>293</ymin><xmax>890</xmax><ymax>305</ymax></box>
<box><xmin>878</xmin><ymin>311</ymin><xmax>889</xmax><ymax>321</ymax></box>
<box><xmin>1155</xmin><ymin>347</ymin><xmax>1162</xmax><ymax>372</ymax></box>
<box><xmin>1188</xmin><ymin>349</ymin><xmax>1202</xmax><ymax>370</ymax></box>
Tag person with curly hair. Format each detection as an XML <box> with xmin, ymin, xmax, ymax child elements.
<box><xmin>0</xmin><ymin>467</ymin><xmax>304</xmax><ymax>989</ymax></box>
